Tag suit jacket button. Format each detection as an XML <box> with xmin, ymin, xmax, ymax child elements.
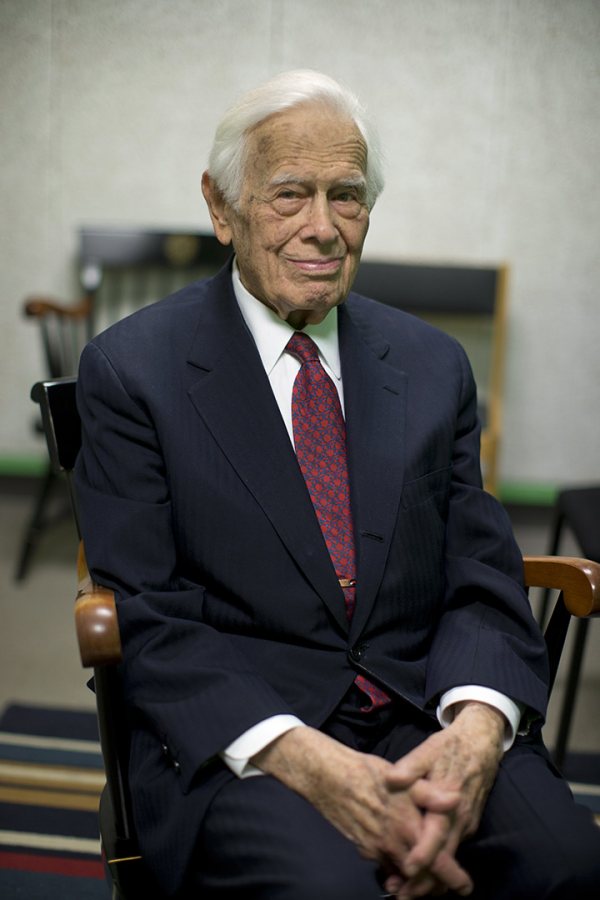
<box><xmin>349</xmin><ymin>644</ymin><xmax>365</xmax><ymax>662</ymax></box>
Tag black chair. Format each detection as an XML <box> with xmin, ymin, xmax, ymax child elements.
<box><xmin>31</xmin><ymin>376</ymin><xmax>600</xmax><ymax>900</ymax></box>
<box><xmin>31</xmin><ymin>377</ymin><xmax>158</xmax><ymax>898</ymax></box>
<box><xmin>538</xmin><ymin>486</ymin><xmax>600</xmax><ymax>769</ymax></box>
<box><xmin>353</xmin><ymin>260</ymin><xmax>508</xmax><ymax>496</ymax></box>
<box><xmin>13</xmin><ymin>295</ymin><xmax>94</xmax><ymax>582</ymax></box>
<box><xmin>16</xmin><ymin>228</ymin><xmax>230</xmax><ymax>581</ymax></box>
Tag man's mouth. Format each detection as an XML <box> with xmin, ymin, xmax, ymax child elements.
<box><xmin>286</xmin><ymin>257</ymin><xmax>344</xmax><ymax>274</ymax></box>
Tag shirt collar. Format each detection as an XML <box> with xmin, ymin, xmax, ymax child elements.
<box><xmin>232</xmin><ymin>260</ymin><xmax>341</xmax><ymax>379</ymax></box>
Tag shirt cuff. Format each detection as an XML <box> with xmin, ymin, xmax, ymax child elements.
<box><xmin>436</xmin><ymin>686</ymin><xmax>523</xmax><ymax>752</ymax></box>
<box><xmin>220</xmin><ymin>715</ymin><xmax>305</xmax><ymax>779</ymax></box>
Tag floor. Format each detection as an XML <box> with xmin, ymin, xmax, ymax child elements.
<box><xmin>1</xmin><ymin>479</ymin><xmax>598</xmax><ymax>755</ymax></box>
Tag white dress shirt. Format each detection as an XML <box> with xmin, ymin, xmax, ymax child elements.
<box><xmin>221</xmin><ymin>264</ymin><xmax>521</xmax><ymax>777</ymax></box>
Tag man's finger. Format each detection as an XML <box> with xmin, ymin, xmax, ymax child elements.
<box><xmin>395</xmin><ymin>815</ymin><xmax>472</xmax><ymax>897</ymax></box>
<box><xmin>430</xmin><ymin>849</ymin><xmax>473</xmax><ymax>896</ymax></box>
<box><xmin>388</xmin><ymin>741</ymin><xmax>439</xmax><ymax>786</ymax></box>
<box><xmin>384</xmin><ymin>869</ymin><xmax>440</xmax><ymax>899</ymax></box>
<box><xmin>402</xmin><ymin>811</ymin><xmax>451</xmax><ymax>876</ymax></box>
<box><xmin>407</xmin><ymin>778</ymin><xmax>461</xmax><ymax>813</ymax></box>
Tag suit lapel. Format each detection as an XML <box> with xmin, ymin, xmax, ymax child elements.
<box><xmin>339</xmin><ymin>299</ymin><xmax>408</xmax><ymax>640</ymax></box>
<box><xmin>185</xmin><ymin>275</ymin><xmax>349</xmax><ymax>633</ymax></box>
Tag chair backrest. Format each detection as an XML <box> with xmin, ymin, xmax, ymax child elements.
<box><xmin>79</xmin><ymin>227</ymin><xmax>231</xmax><ymax>334</ymax></box>
<box><xmin>31</xmin><ymin>378</ymin><xmax>81</xmax><ymax>473</ymax></box>
<box><xmin>352</xmin><ymin>260</ymin><xmax>508</xmax><ymax>495</ymax></box>
<box><xmin>24</xmin><ymin>228</ymin><xmax>229</xmax><ymax>382</ymax></box>
<box><xmin>24</xmin><ymin>296</ymin><xmax>94</xmax><ymax>379</ymax></box>
<box><xmin>31</xmin><ymin>375</ymin><xmax>141</xmax><ymax>881</ymax></box>
<box><xmin>31</xmin><ymin>376</ymin><xmax>81</xmax><ymax>532</ymax></box>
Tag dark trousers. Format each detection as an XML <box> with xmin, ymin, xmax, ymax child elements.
<box><xmin>187</xmin><ymin>689</ymin><xmax>600</xmax><ymax>899</ymax></box>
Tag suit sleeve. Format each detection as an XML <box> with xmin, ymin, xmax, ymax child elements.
<box><xmin>425</xmin><ymin>344</ymin><xmax>550</xmax><ymax>721</ymax></box>
<box><xmin>75</xmin><ymin>341</ymin><xmax>293</xmax><ymax>789</ymax></box>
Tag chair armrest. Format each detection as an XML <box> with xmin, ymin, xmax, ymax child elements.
<box><xmin>75</xmin><ymin>544</ymin><xmax>122</xmax><ymax>667</ymax></box>
<box><xmin>75</xmin><ymin>584</ymin><xmax>122</xmax><ymax>668</ymax></box>
<box><xmin>523</xmin><ymin>556</ymin><xmax>600</xmax><ymax>618</ymax></box>
<box><xmin>24</xmin><ymin>295</ymin><xmax>92</xmax><ymax>320</ymax></box>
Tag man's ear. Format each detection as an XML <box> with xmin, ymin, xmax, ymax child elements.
<box><xmin>201</xmin><ymin>172</ymin><xmax>233</xmax><ymax>246</ymax></box>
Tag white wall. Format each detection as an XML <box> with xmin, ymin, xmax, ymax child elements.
<box><xmin>1</xmin><ymin>0</ymin><xmax>599</xmax><ymax>488</ymax></box>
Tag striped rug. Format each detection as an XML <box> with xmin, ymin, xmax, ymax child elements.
<box><xmin>0</xmin><ymin>703</ymin><xmax>107</xmax><ymax>898</ymax></box>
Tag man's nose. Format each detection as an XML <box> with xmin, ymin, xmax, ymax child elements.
<box><xmin>302</xmin><ymin>195</ymin><xmax>338</xmax><ymax>243</ymax></box>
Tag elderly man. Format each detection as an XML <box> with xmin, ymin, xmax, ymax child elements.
<box><xmin>75</xmin><ymin>70</ymin><xmax>600</xmax><ymax>899</ymax></box>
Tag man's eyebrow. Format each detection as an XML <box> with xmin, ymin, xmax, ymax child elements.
<box><xmin>268</xmin><ymin>174</ymin><xmax>307</xmax><ymax>188</ymax></box>
<box><xmin>335</xmin><ymin>176</ymin><xmax>367</xmax><ymax>189</ymax></box>
<box><xmin>268</xmin><ymin>174</ymin><xmax>367</xmax><ymax>189</ymax></box>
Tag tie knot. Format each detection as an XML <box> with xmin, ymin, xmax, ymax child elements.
<box><xmin>286</xmin><ymin>331</ymin><xmax>320</xmax><ymax>365</ymax></box>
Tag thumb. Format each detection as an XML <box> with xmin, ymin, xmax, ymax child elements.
<box><xmin>386</xmin><ymin>742</ymin><xmax>434</xmax><ymax>788</ymax></box>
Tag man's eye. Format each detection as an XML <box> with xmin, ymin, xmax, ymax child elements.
<box><xmin>271</xmin><ymin>191</ymin><xmax>305</xmax><ymax>215</ymax></box>
<box><xmin>332</xmin><ymin>189</ymin><xmax>364</xmax><ymax>208</ymax></box>
<box><xmin>331</xmin><ymin>191</ymin><xmax>363</xmax><ymax>217</ymax></box>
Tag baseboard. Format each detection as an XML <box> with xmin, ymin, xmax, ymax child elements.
<box><xmin>499</xmin><ymin>483</ymin><xmax>558</xmax><ymax>507</ymax></box>
<box><xmin>0</xmin><ymin>455</ymin><xmax>47</xmax><ymax>477</ymax></box>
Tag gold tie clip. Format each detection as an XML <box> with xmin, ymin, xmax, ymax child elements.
<box><xmin>338</xmin><ymin>578</ymin><xmax>357</xmax><ymax>588</ymax></box>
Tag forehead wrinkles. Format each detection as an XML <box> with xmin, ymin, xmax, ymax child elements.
<box><xmin>246</xmin><ymin>113</ymin><xmax>367</xmax><ymax>186</ymax></box>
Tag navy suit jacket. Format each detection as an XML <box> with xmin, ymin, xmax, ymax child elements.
<box><xmin>75</xmin><ymin>264</ymin><xmax>549</xmax><ymax>895</ymax></box>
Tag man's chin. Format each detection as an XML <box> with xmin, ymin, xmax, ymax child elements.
<box><xmin>285</xmin><ymin>301</ymin><xmax>341</xmax><ymax>328</ymax></box>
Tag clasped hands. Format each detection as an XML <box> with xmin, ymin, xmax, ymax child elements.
<box><xmin>253</xmin><ymin>701</ymin><xmax>505</xmax><ymax>900</ymax></box>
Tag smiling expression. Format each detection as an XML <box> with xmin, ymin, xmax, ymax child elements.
<box><xmin>203</xmin><ymin>102</ymin><xmax>371</xmax><ymax>328</ymax></box>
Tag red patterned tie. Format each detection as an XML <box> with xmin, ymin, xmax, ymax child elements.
<box><xmin>287</xmin><ymin>332</ymin><xmax>390</xmax><ymax>710</ymax></box>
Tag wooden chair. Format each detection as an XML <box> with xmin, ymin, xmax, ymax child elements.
<box><xmin>13</xmin><ymin>295</ymin><xmax>94</xmax><ymax>582</ymax></box>
<box><xmin>31</xmin><ymin>376</ymin><xmax>600</xmax><ymax>900</ymax></box>
<box><xmin>77</xmin><ymin>227</ymin><xmax>230</xmax><ymax>335</ymax></box>
<box><xmin>352</xmin><ymin>260</ymin><xmax>508</xmax><ymax>496</ymax></box>
<box><xmin>538</xmin><ymin>486</ymin><xmax>600</xmax><ymax>769</ymax></box>
<box><xmin>31</xmin><ymin>376</ymin><xmax>156</xmax><ymax>898</ymax></box>
<box><xmin>16</xmin><ymin>228</ymin><xmax>230</xmax><ymax>581</ymax></box>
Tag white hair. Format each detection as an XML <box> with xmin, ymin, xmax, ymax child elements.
<box><xmin>207</xmin><ymin>69</ymin><xmax>384</xmax><ymax>210</ymax></box>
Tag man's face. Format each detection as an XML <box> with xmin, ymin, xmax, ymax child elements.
<box><xmin>204</xmin><ymin>103</ymin><xmax>370</xmax><ymax>328</ymax></box>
